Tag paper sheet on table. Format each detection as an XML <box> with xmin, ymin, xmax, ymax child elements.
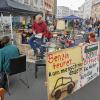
<box><xmin>35</xmin><ymin>33</ymin><xmax>42</xmax><ymax>38</ymax></box>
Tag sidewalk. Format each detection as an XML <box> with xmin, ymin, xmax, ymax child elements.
<box><xmin>5</xmin><ymin>63</ymin><xmax>100</xmax><ymax>100</ymax></box>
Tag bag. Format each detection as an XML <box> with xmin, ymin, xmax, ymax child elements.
<box><xmin>0</xmin><ymin>72</ymin><xmax>7</xmax><ymax>89</ymax></box>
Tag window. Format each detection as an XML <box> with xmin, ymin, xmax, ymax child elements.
<box><xmin>30</xmin><ymin>0</ymin><xmax>34</xmax><ymax>6</ymax></box>
<box><xmin>13</xmin><ymin>0</ymin><xmax>24</xmax><ymax>4</ymax></box>
<box><xmin>24</xmin><ymin>0</ymin><xmax>29</xmax><ymax>4</ymax></box>
<box><xmin>34</xmin><ymin>0</ymin><xmax>38</xmax><ymax>5</ymax></box>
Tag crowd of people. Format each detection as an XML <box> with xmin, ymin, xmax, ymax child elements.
<box><xmin>76</xmin><ymin>18</ymin><xmax>100</xmax><ymax>37</ymax></box>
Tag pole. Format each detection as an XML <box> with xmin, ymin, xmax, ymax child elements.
<box><xmin>10</xmin><ymin>14</ymin><xmax>13</xmax><ymax>44</ymax></box>
<box><xmin>1</xmin><ymin>13</ymin><xmax>4</xmax><ymax>37</ymax></box>
<box><xmin>42</xmin><ymin>0</ymin><xmax>45</xmax><ymax>20</ymax></box>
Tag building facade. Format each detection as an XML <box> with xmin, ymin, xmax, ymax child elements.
<box><xmin>78</xmin><ymin>5</ymin><xmax>84</xmax><ymax>18</ymax></box>
<box><xmin>56</xmin><ymin>6</ymin><xmax>70</xmax><ymax>18</ymax></box>
<box><xmin>33</xmin><ymin>0</ymin><xmax>43</xmax><ymax>11</ymax></box>
<box><xmin>83</xmin><ymin>0</ymin><xmax>92</xmax><ymax>19</ymax></box>
<box><xmin>92</xmin><ymin>0</ymin><xmax>100</xmax><ymax>19</ymax></box>
<box><xmin>53</xmin><ymin>0</ymin><xmax>57</xmax><ymax>18</ymax></box>
<box><xmin>13</xmin><ymin>0</ymin><xmax>43</xmax><ymax>12</ymax></box>
<box><xmin>13</xmin><ymin>0</ymin><xmax>24</xmax><ymax>4</ymax></box>
<box><xmin>56</xmin><ymin>6</ymin><xmax>80</xmax><ymax>19</ymax></box>
<box><xmin>73</xmin><ymin>10</ymin><xmax>80</xmax><ymax>17</ymax></box>
<box><xmin>44</xmin><ymin>0</ymin><xmax>54</xmax><ymax>15</ymax></box>
<box><xmin>13</xmin><ymin>0</ymin><xmax>55</xmax><ymax>18</ymax></box>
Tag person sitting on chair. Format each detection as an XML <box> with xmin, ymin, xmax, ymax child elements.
<box><xmin>0</xmin><ymin>36</ymin><xmax>20</xmax><ymax>72</ymax></box>
<box><xmin>29</xmin><ymin>14</ymin><xmax>48</xmax><ymax>57</ymax></box>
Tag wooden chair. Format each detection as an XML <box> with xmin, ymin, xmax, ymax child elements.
<box><xmin>0</xmin><ymin>88</ymin><xmax>6</xmax><ymax>100</ymax></box>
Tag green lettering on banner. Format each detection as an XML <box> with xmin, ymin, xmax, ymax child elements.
<box><xmin>85</xmin><ymin>46</ymin><xmax>98</xmax><ymax>53</ymax></box>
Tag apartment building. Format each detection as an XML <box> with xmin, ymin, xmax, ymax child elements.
<box><xmin>83</xmin><ymin>0</ymin><xmax>93</xmax><ymax>19</ymax></box>
<box><xmin>56</xmin><ymin>6</ymin><xmax>70</xmax><ymax>18</ymax></box>
<box><xmin>92</xmin><ymin>0</ymin><xmax>100</xmax><ymax>19</ymax></box>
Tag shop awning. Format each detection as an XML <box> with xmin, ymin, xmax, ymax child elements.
<box><xmin>0</xmin><ymin>0</ymin><xmax>42</xmax><ymax>15</ymax></box>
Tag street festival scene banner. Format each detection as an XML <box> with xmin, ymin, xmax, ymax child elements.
<box><xmin>46</xmin><ymin>42</ymin><xmax>99</xmax><ymax>100</ymax></box>
<box><xmin>46</xmin><ymin>47</ymin><xmax>83</xmax><ymax>100</ymax></box>
<box><xmin>80</xmin><ymin>42</ymin><xmax>99</xmax><ymax>86</ymax></box>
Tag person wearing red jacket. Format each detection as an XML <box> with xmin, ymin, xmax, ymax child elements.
<box><xmin>29</xmin><ymin>14</ymin><xmax>50</xmax><ymax>57</ymax></box>
<box><xmin>32</xmin><ymin>14</ymin><xmax>52</xmax><ymax>40</ymax></box>
<box><xmin>32</xmin><ymin>14</ymin><xmax>48</xmax><ymax>34</ymax></box>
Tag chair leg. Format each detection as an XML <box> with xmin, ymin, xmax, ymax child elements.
<box><xmin>35</xmin><ymin>64</ymin><xmax>38</xmax><ymax>78</ymax></box>
<box><xmin>6</xmin><ymin>74</ymin><xmax>11</xmax><ymax>95</ymax></box>
<box><xmin>20</xmin><ymin>72</ymin><xmax>29</xmax><ymax>88</ymax></box>
<box><xmin>27</xmin><ymin>62</ymin><xmax>30</xmax><ymax>71</ymax></box>
<box><xmin>25</xmin><ymin>71</ymin><xmax>29</xmax><ymax>88</ymax></box>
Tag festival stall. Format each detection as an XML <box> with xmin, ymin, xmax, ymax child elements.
<box><xmin>46</xmin><ymin>42</ymin><xmax>99</xmax><ymax>100</ymax></box>
<box><xmin>0</xmin><ymin>0</ymin><xmax>42</xmax><ymax>57</ymax></box>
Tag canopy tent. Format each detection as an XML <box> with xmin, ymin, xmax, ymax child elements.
<box><xmin>0</xmin><ymin>0</ymin><xmax>42</xmax><ymax>15</ymax></box>
<box><xmin>0</xmin><ymin>0</ymin><xmax>42</xmax><ymax>44</ymax></box>
<box><xmin>64</xmin><ymin>15</ymin><xmax>82</xmax><ymax>20</ymax></box>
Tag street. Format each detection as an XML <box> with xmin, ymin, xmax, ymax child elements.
<box><xmin>5</xmin><ymin>63</ymin><xmax>100</xmax><ymax>100</ymax></box>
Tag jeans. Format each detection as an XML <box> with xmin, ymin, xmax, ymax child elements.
<box><xmin>97</xmin><ymin>28</ymin><xmax>100</xmax><ymax>37</ymax></box>
<box><xmin>28</xmin><ymin>35</ymin><xmax>46</xmax><ymax>55</ymax></box>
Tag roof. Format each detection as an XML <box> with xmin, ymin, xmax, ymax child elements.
<box><xmin>0</xmin><ymin>0</ymin><xmax>42</xmax><ymax>15</ymax></box>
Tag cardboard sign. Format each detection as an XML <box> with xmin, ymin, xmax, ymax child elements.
<box><xmin>80</xmin><ymin>42</ymin><xmax>99</xmax><ymax>86</ymax></box>
<box><xmin>56</xmin><ymin>20</ymin><xmax>65</xmax><ymax>30</ymax></box>
<box><xmin>46</xmin><ymin>47</ymin><xmax>83</xmax><ymax>100</ymax></box>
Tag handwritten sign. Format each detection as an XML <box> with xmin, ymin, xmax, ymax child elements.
<box><xmin>46</xmin><ymin>47</ymin><xmax>83</xmax><ymax>100</ymax></box>
<box><xmin>80</xmin><ymin>42</ymin><xmax>99</xmax><ymax>86</ymax></box>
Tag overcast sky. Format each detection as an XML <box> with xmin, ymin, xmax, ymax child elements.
<box><xmin>57</xmin><ymin>0</ymin><xmax>85</xmax><ymax>10</ymax></box>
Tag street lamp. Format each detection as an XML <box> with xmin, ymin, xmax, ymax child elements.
<box><xmin>42</xmin><ymin>0</ymin><xmax>45</xmax><ymax>20</ymax></box>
